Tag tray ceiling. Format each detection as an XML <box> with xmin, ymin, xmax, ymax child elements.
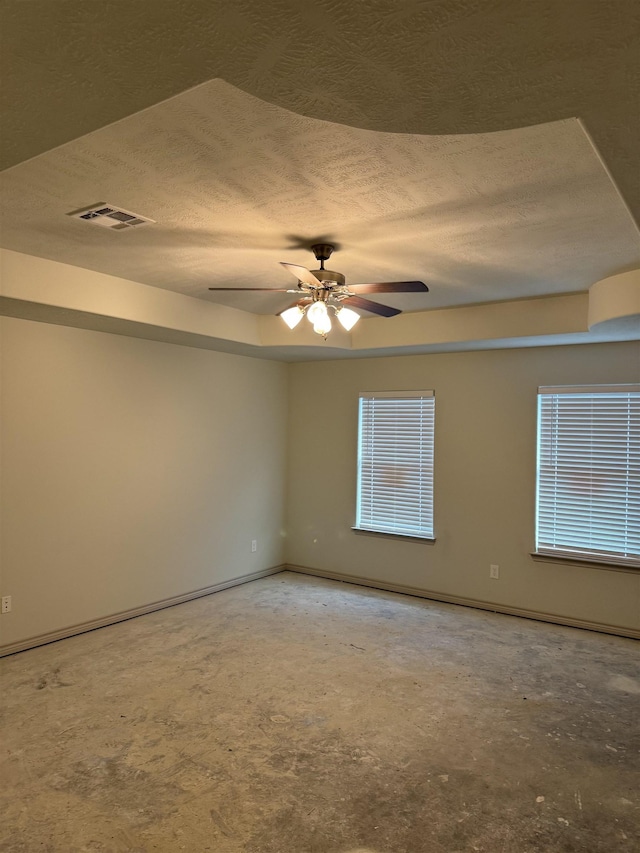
<box><xmin>2</xmin><ymin>0</ymin><xmax>639</xmax><ymax>230</ymax></box>
<box><xmin>0</xmin><ymin>1</ymin><xmax>638</xmax><ymax>359</ymax></box>
<box><xmin>0</xmin><ymin>80</ymin><xmax>638</xmax><ymax>317</ymax></box>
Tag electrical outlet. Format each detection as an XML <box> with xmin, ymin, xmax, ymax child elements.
<box><xmin>1</xmin><ymin>595</ymin><xmax>11</xmax><ymax>613</ymax></box>
<box><xmin>490</xmin><ymin>565</ymin><xmax>500</xmax><ymax>580</ymax></box>
<box><xmin>251</xmin><ymin>540</ymin><xmax>257</xmax><ymax>553</ymax></box>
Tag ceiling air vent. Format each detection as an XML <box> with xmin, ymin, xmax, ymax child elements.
<box><xmin>67</xmin><ymin>203</ymin><xmax>155</xmax><ymax>230</ymax></box>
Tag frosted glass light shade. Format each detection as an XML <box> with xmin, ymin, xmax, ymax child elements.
<box><xmin>313</xmin><ymin>313</ymin><xmax>332</xmax><ymax>336</ymax></box>
<box><xmin>280</xmin><ymin>305</ymin><xmax>304</xmax><ymax>329</ymax></box>
<box><xmin>337</xmin><ymin>307</ymin><xmax>360</xmax><ymax>331</ymax></box>
<box><xmin>306</xmin><ymin>301</ymin><xmax>328</xmax><ymax>325</ymax></box>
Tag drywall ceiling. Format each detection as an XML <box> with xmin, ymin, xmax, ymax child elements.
<box><xmin>0</xmin><ymin>79</ymin><xmax>638</xmax><ymax>317</ymax></box>
<box><xmin>0</xmin><ymin>0</ymin><xmax>638</xmax><ymax>358</ymax></box>
<box><xmin>2</xmin><ymin>0</ymin><xmax>639</xmax><ymax>227</ymax></box>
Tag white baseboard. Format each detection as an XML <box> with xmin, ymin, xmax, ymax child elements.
<box><xmin>0</xmin><ymin>565</ymin><xmax>286</xmax><ymax>657</ymax></box>
<box><xmin>285</xmin><ymin>564</ymin><xmax>640</xmax><ymax>640</ymax></box>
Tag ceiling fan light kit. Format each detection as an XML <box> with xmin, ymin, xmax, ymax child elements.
<box><xmin>281</xmin><ymin>300</ymin><xmax>360</xmax><ymax>336</ymax></box>
<box><xmin>208</xmin><ymin>243</ymin><xmax>429</xmax><ymax>339</ymax></box>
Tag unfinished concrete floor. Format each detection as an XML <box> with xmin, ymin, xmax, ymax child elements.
<box><xmin>1</xmin><ymin>571</ymin><xmax>638</xmax><ymax>852</ymax></box>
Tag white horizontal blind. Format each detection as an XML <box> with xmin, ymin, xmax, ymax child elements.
<box><xmin>536</xmin><ymin>385</ymin><xmax>640</xmax><ymax>566</ymax></box>
<box><xmin>357</xmin><ymin>391</ymin><xmax>434</xmax><ymax>538</ymax></box>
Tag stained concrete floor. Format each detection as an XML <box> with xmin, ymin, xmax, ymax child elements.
<box><xmin>1</xmin><ymin>572</ymin><xmax>639</xmax><ymax>853</ymax></box>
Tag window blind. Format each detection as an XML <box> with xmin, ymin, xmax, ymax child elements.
<box><xmin>536</xmin><ymin>385</ymin><xmax>640</xmax><ymax>567</ymax></box>
<box><xmin>356</xmin><ymin>391</ymin><xmax>434</xmax><ymax>538</ymax></box>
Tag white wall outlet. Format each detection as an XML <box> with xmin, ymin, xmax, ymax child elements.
<box><xmin>251</xmin><ymin>540</ymin><xmax>257</xmax><ymax>553</ymax></box>
<box><xmin>1</xmin><ymin>595</ymin><xmax>11</xmax><ymax>613</ymax></box>
<box><xmin>490</xmin><ymin>565</ymin><xmax>500</xmax><ymax>579</ymax></box>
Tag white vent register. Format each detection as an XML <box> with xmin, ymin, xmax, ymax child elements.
<box><xmin>67</xmin><ymin>203</ymin><xmax>154</xmax><ymax>230</ymax></box>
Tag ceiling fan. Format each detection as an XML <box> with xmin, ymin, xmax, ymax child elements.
<box><xmin>208</xmin><ymin>243</ymin><xmax>429</xmax><ymax>337</ymax></box>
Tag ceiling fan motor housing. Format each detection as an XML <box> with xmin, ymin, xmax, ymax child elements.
<box><xmin>311</xmin><ymin>268</ymin><xmax>346</xmax><ymax>287</ymax></box>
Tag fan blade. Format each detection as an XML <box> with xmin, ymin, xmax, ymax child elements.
<box><xmin>347</xmin><ymin>281</ymin><xmax>428</xmax><ymax>294</ymax></box>
<box><xmin>280</xmin><ymin>262</ymin><xmax>322</xmax><ymax>287</ymax></box>
<box><xmin>343</xmin><ymin>295</ymin><xmax>402</xmax><ymax>317</ymax></box>
<box><xmin>208</xmin><ymin>287</ymin><xmax>292</xmax><ymax>291</ymax></box>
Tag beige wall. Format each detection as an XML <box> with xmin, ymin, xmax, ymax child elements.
<box><xmin>286</xmin><ymin>341</ymin><xmax>640</xmax><ymax>632</ymax></box>
<box><xmin>1</xmin><ymin>318</ymin><xmax>638</xmax><ymax>649</ymax></box>
<box><xmin>0</xmin><ymin>317</ymin><xmax>287</xmax><ymax>647</ymax></box>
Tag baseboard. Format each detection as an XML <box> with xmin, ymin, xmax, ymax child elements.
<box><xmin>4</xmin><ymin>562</ymin><xmax>636</xmax><ymax>656</ymax></box>
<box><xmin>285</xmin><ymin>564</ymin><xmax>640</xmax><ymax>640</ymax></box>
<box><xmin>0</xmin><ymin>565</ymin><xmax>286</xmax><ymax>657</ymax></box>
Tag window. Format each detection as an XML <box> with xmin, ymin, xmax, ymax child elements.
<box><xmin>536</xmin><ymin>385</ymin><xmax>640</xmax><ymax>567</ymax></box>
<box><xmin>356</xmin><ymin>390</ymin><xmax>435</xmax><ymax>539</ymax></box>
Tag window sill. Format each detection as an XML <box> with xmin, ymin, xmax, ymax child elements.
<box><xmin>352</xmin><ymin>527</ymin><xmax>436</xmax><ymax>544</ymax></box>
<box><xmin>531</xmin><ymin>551</ymin><xmax>639</xmax><ymax>574</ymax></box>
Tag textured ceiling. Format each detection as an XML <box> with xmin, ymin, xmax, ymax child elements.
<box><xmin>0</xmin><ymin>0</ymin><xmax>639</xmax><ymax>355</ymax></box>
<box><xmin>1</xmin><ymin>80</ymin><xmax>638</xmax><ymax>316</ymax></box>
<box><xmin>2</xmin><ymin>0</ymin><xmax>640</xmax><ymax>224</ymax></box>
